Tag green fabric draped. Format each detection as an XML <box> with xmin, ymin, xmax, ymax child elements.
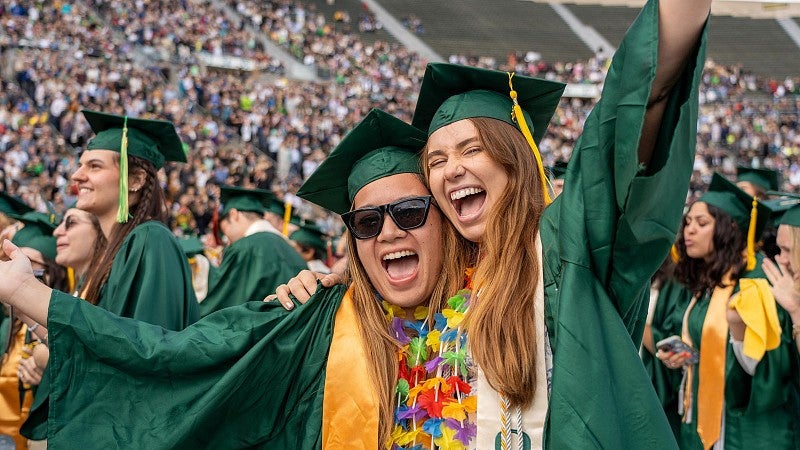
<box><xmin>539</xmin><ymin>0</ymin><xmax>706</xmax><ymax>447</ymax></box>
<box><xmin>22</xmin><ymin>221</ymin><xmax>200</xmax><ymax>439</ymax></box>
<box><xmin>199</xmin><ymin>231</ymin><xmax>308</xmax><ymax>317</ymax></box>
<box><xmin>46</xmin><ymin>285</ymin><xmax>346</xmax><ymax>448</ymax></box>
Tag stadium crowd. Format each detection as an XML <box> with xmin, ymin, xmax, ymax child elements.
<box><xmin>4</xmin><ymin>0</ymin><xmax>800</xmax><ymax>239</ymax></box>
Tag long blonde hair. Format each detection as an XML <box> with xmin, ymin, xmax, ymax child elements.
<box><xmin>344</xmin><ymin>180</ymin><xmax>475</xmax><ymax>444</ymax></box>
<box><xmin>424</xmin><ymin>117</ymin><xmax>546</xmax><ymax>408</ymax></box>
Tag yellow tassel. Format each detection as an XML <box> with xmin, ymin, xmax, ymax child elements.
<box><xmin>670</xmin><ymin>244</ymin><xmax>680</xmax><ymax>263</ymax></box>
<box><xmin>67</xmin><ymin>267</ymin><xmax>75</xmax><ymax>293</ymax></box>
<box><xmin>508</xmin><ymin>73</ymin><xmax>552</xmax><ymax>206</ymax></box>
<box><xmin>117</xmin><ymin>116</ymin><xmax>130</xmax><ymax>223</ymax></box>
<box><xmin>746</xmin><ymin>197</ymin><xmax>758</xmax><ymax>271</ymax></box>
<box><xmin>282</xmin><ymin>200</ymin><xmax>292</xmax><ymax>236</ymax></box>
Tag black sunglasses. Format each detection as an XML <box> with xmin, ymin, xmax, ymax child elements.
<box><xmin>342</xmin><ymin>196</ymin><xmax>434</xmax><ymax>240</ymax></box>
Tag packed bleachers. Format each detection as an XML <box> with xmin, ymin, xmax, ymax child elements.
<box><xmin>3</xmin><ymin>0</ymin><xmax>800</xmax><ymax>241</ymax></box>
<box><xmin>376</xmin><ymin>0</ymin><xmax>591</xmax><ymax>64</ymax></box>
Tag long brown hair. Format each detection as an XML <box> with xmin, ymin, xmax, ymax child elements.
<box><xmin>345</xmin><ymin>179</ymin><xmax>475</xmax><ymax>444</ymax></box>
<box><xmin>82</xmin><ymin>154</ymin><xmax>168</xmax><ymax>304</ymax></box>
<box><xmin>424</xmin><ymin>117</ymin><xmax>546</xmax><ymax>408</ymax></box>
<box><xmin>674</xmin><ymin>202</ymin><xmax>746</xmax><ymax>293</ymax></box>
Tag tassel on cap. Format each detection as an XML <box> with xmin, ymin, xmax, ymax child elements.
<box><xmin>282</xmin><ymin>200</ymin><xmax>292</xmax><ymax>236</ymax></box>
<box><xmin>670</xmin><ymin>244</ymin><xmax>681</xmax><ymax>263</ymax></box>
<box><xmin>117</xmin><ymin>116</ymin><xmax>130</xmax><ymax>223</ymax></box>
<box><xmin>508</xmin><ymin>73</ymin><xmax>552</xmax><ymax>206</ymax></box>
<box><xmin>746</xmin><ymin>197</ymin><xmax>758</xmax><ymax>271</ymax></box>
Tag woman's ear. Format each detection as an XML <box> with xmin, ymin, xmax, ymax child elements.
<box><xmin>128</xmin><ymin>167</ymin><xmax>147</xmax><ymax>193</ymax></box>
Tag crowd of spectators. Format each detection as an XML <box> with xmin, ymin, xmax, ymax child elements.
<box><xmin>3</xmin><ymin>0</ymin><xmax>800</xmax><ymax>242</ymax></box>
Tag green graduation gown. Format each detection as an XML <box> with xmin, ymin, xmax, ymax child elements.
<box><xmin>643</xmin><ymin>279</ymin><xmax>692</xmax><ymax>438</ymax></box>
<box><xmin>538</xmin><ymin>0</ymin><xmax>706</xmax><ymax>447</ymax></box>
<box><xmin>677</xmin><ymin>264</ymin><xmax>800</xmax><ymax>449</ymax></box>
<box><xmin>45</xmin><ymin>285</ymin><xmax>347</xmax><ymax>448</ymax></box>
<box><xmin>22</xmin><ymin>220</ymin><xmax>200</xmax><ymax>439</ymax></box>
<box><xmin>199</xmin><ymin>231</ymin><xmax>308</xmax><ymax>317</ymax></box>
<box><xmin>37</xmin><ymin>1</ymin><xmax>704</xmax><ymax>447</ymax></box>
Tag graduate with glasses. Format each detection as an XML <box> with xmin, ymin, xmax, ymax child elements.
<box><xmin>0</xmin><ymin>109</ymin><xmax>471</xmax><ymax>448</ymax></box>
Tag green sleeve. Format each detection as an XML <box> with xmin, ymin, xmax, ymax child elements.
<box><xmin>541</xmin><ymin>1</ymin><xmax>707</xmax><ymax>448</ymax></box>
<box><xmin>22</xmin><ymin>221</ymin><xmax>202</xmax><ymax>440</ymax></box>
<box><xmin>200</xmin><ymin>233</ymin><xmax>308</xmax><ymax>316</ymax></box>
<box><xmin>550</xmin><ymin>0</ymin><xmax>706</xmax><ymax>342</ymax></box>
<box><xmin>99</xmin><ymin>221</ymin><xmax>200</xmax><ymax>330</ymax></box>
<box><xmin>643</xmin><ymin>280</ymin><xmax>692</xmax><ymax>438</ymax></box>
<box><xmin>725</xmin><ymin>306</ymin><xmax>800</xmax><ymax>415</ymax></box>
<box><xmin>44</xmin><ymin>284</ymin><xmax>346</xmax><ymax>448</ymax></box>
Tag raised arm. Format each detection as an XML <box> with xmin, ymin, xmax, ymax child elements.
<box><xmin>639</xmin><ymin>0</ymin><xmax>712</xmax><ymax>165</ymax></box>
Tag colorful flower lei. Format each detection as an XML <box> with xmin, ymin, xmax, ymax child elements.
<box><xmin>385</xmin><ymin>271</ymin><xmax>476</xmax><ymax>450</ymax></box>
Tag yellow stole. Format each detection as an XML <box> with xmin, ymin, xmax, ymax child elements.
<box><xmin>728</xmin><ymin>278</ymin><xmax>781</xmax><ymax>361</ymax></box>
<box><xmin>682</xmin><ymin>278</ymin><xmax>733</xmax><ymax>450</ymax></box>
<box><xmin>321</xmin><ymin>287</ymin><xmax>379</xmax><ymax>449</ymax></box>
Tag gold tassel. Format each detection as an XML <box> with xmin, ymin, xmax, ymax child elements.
<box><xmin>508</xmin><ymin>73</ymin><xmax>552</xmax><ymax>206</ymax></box>
<box><xmin>282</xmin><ymin>200</ymin><xmax>292</xmax><ymax>236</ymax></box>
<box><xmin>67</xmin><ymin>267</ymin><xmax>75</xmax><ymax>293</ymax></box>
<box><xmin>117</xmin><ymin>116</ymin><xmax>130</xmax><ymax>223</ymax></box>
<box><xmin>670</xmin><ymin>244</ymin><xmax>680</xmax><ymax>263</ymax></box>
<box><xmin>746</xmin><ymin>197</ymin><xmax>758</xmax><ymax>271</ymax></box>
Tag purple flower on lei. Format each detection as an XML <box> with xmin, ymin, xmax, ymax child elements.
<box><xmin>446</xmin><ymin>418</ymin><xmax>477</xmax><ymax>445</ymax></box>
<box><xmin>391</xmin><ymin>317</ymin><xmax>411</xmax><ymax>344</ymax></box>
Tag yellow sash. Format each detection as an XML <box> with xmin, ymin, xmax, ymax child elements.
<box><xmin>683</xmin><ymin>281</ymin><xmax>733</xmax><ymax>450</ymax></box>
<box><xmin>728</xmin><ymin>278</ymin><xmax>782</xmax><ymax>361</ymax></box>
<box><xmin>0</xmin><ymin>325</ymin><xmax>33</xmax><ymax>449</ymax></box>
<box><xmin>321</xmin><ymin>288</ymin><xmax>379</xmax><ymax>449</ymax></box>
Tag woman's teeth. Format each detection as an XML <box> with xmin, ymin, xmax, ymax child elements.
<box><xmin>450</xmin><ymin>187</ymin><xmax>484</xmax><ymax>201</ymax></box>
<box><xmin>383</xmin><ymin>250</ymin><xmax>416</xmax><ymax>260</ymax></box>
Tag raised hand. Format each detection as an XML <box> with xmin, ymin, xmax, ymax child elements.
<box><xmin>763</xmin><ymin>258</ymin><xmax>800</xmax><ymax>318</ymax></box>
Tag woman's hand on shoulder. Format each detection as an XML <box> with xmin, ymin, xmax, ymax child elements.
<box><xmin>264</xmin><ymin>270</ymin><xmax>344</xmax><ymax>310</ymax></box>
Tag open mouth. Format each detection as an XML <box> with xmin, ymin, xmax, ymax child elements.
<box><xmin>382</xmin><ymin>250</ymin><xmax>419</xmax><ymax>282</ymax></box>
<box><xmin>450</xmin><ymin>187</ymin><xmax>486</xmax><ymax>219</ymax></box>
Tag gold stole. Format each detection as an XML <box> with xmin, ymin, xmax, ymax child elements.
<box><xmin>682</xmin><ymin>278</ymin><xmax>734</xmax><ymax>450</ymax></box>
<box><xmin>321</xmin><ymin>287</ymin><xmax>379</xmax><ymax>449</ymax></box>
<box><xmin>728</xmin><ymin>278</ymin><xmax>781</xmax><ymax>361</ymax></box>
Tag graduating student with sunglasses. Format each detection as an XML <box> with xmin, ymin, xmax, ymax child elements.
<box><xmin>280</xmin><ymin>1</ymin><xmax>710</xmax><ymax>447</ymax></box>
<box><xmin>0</xmin><ymin>109</ymin><xmax>471</xmax><ymax>448</ymax></box>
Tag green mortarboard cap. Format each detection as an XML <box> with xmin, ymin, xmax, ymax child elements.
<box><xmin>177</xmin><ymin>236</ymin><xmax>205</xmax><ymax>257</ymax></box>
<box><xmin>411</xmin><ymin>63</ymin><xmax>565</xmax><ymax>142</ymax></box>
<box><xmin>764</xmin><ymin>191</ymin><xmax>800</xmax><ymax>227</ymax></box>
<box><xmin>779</xmin><ymin>204</ymin><xmax>800</xmax><ymax>228</ymax></box>
<box><xmin>297</xmin><ymin>109</ymin><xmax>426</xmax><ymax>215</ymax></box>
<box><xmin>290</xmin><ymin>222</ymin><xmax>327</xmax><ymax>254</ymax></box>
<box><xmin>220</xmin><ymin>186</ymin><xmax>276</xmax><ymax>216</ymax></box>
<box><xmin>266</xmin><ymin>198</ymin><xmax>286</xmax><ymax>217</ymax></box>
<box><xmin>82</xmin><ymin>110</ymin><xmax>187</xmax><ymax>169</ymax></box>
<box><xmin>0</xmin><ymin>192</ymin><xmax>33</xmax><ymax>216</ymax></box>
<box><xmin>9</xmin><ymin>212</ymin><xmax>59</xmax><ymax>260</ymax></box>
<box><xmin>736</xmin><ymin>166</ymin><xmax>780</xmax><ymax>192</ymax></box>
<box><xmin>699</xmin><ymin>173</ymin><xmax>771</xmax><ymax>240</ymax></box>
<box><xmin>548</xmin><ymin>160</ymin><xmax>569</xmax><ymax>180</ymax></box>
